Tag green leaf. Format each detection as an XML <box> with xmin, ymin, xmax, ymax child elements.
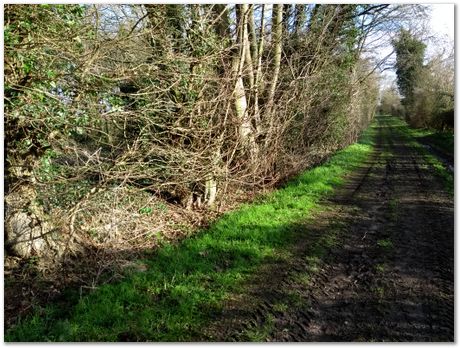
<box><xmin>22</xmin><ymin>62</ymin><xmax>32</xmax><ymax>74</ymax></box>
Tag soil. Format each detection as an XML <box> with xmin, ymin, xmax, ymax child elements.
<box><xmin>203</xmin><ymin>116</ymin><xmax>454</xmax><ymax>342</ymax></box>
<box><xmin>418</xmin><ymin>137</ymin><xmax>454</xmax><ymax>172</ymax></box>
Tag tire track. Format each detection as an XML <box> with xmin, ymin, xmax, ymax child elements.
<box><xmin>203</xmin><ymin>116</ymin><xmax>453</xmax><ymax>342</ymax></box>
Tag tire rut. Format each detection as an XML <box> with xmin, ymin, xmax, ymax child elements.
<box><xmin>203</xmin><ymin>116</ymin><xmax>453</xmax><ymax>342</ymax></box>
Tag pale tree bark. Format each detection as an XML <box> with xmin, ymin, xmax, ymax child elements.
<box><xmin>253</xmin><ymin>4</ymin><xmax>266</xmax><ymax>132</ymax></box>
<box><xmin>247</xmin><ymin>5</ymin><xmax>258</xmax><ymax>68</ymax></box>
<box><xmin>233</xmin><ymin>62</ymin><xmax>251</xmax><ymax>140</ymax></box>
<box><xmin>233</xmin><ymin>5</ymin><xmax>256</xmax><ymax>156</ymax></box>
<box><xmin>204</xmin><ymin>146</ymin><xmax>221</xmax><ymax>207</ymax></box>
<box><xmin>242</xmin><ymin>5</ymin><xmax>255</xmax><ymax>91</ymax></box>
<box><xmin>266</xmin><ymin>4</ymin><xmax>283</xmax><ymax>118</ymax></box>
<box><xmin>190</xmin><ymin>5</ymin><xmax>225</xmax><ymax>207</ymax></box>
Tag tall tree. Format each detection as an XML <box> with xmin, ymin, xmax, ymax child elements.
<box><xmin>265</xmin><ymin>4</ymin><xmax>283</xmax><ymax>117</ymax></box>
<box><xmin>393</xmin><ymin>29</ymin><xmax>426</xmax><ymax>105</ymax></box>
<box><xmin>233</xmin><ymin>4</ymin><xmax>257</xmax><ymax>158</ymax></box>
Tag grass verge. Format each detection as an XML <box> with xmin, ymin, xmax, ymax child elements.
<box><xmin>409</xmin><ymin>128</ymin><xmax>453</xmax><ymax>159</ymax></box>
<box><xmin>5</xmin><ymin>123</ymin><xmax>377</xmax><ymax>342</ymax></box>
<box><xmin>384</xmin><ymin>116</ymin><xmax>453</xmax><ymax>195</ymax></box>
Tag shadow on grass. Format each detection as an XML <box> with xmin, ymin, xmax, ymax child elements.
<box><xmin>5</xmin><ymin>126</ymin><xmax>377</xmax><ymax>342</ymax></box>
<box><xmin>415</xmin><ymin>134</ymin><xmax>454</xmax><ymax>164</ymax></box>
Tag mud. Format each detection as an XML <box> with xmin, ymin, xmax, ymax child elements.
<box><xmin>204</xmin><ymin>116</ymin><xmax>454</xmax><ymax>342</ymax></box>
<box><xmin>417</xmin><ymin>136</ymin><xmax>454</xmax><ymax>170</ymax></box>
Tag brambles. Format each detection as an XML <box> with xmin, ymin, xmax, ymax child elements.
<box><xmin>4</xmin><ymin>4</ymin><xmax>387</xmax><ymax>262</ymax></box>
<box><xmin>5</xmin><ymin>5</ymin><xmax>428</xmax><ymax>334</ymax></box>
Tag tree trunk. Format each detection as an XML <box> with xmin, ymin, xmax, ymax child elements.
<box><xmin>282</xmin><ymin>4</ymin><xmax>293</xmax><ymax>34</ymax></box>
<box><xmin>212</xmin><ymin>4</ymin><xmax>230</xmax><ymax>38</ymax></box>
<box><xmin>231</xmin><ymin>5</ymin><xmax>258</xmax><ymax>162</ymax></box>
<box><xmin>242</xmin><ymin>4</ymin><xmax>255</xmax><ymax>91</ymax></box>
<box><xmin>204</xmin><ymin>142</ymin><xmax>219</xmax><ymax>208</ymax></box>
<box><xmin>247</xmin><ymin>5</ymin><xmax>258</xmax><ymax>72</ymax></box>
<box><xmin>294</xmin><ymin>5</ymin><xmax>306</xmax><ymax>37</ymax></box>
<box><xmin>266</xmin><ymin>4</ymin><xmax>283</xmax><ymax>118</ymax></box>
<box><xmin>253</xmin><ymin>4</ymin><xmax>266</xmax><ymax>132</ymax></box>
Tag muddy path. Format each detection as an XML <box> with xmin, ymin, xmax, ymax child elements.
<box><xmin>417</xmin><ymin>139</ymin><xmax>454</xmax><ymax>173</ymax></box>
<box><xmin>203</xmin><ymin>116</ymin><xmax>454</xmax><ymax>342</ymax></box>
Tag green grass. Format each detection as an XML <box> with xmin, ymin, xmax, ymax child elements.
<box><xmin>409</xmin><ymin>128</ymin><xmax>454</xmax><ymax>158</ymax></box>
<box><xmin>377</xmin><ymin>238</ymin><xmax>393</xmax><ymax>250</ymax></box>
<box><xmin>244</xmin><ymin>314</ymin><xmax>275</xmax><ymax>341</ymax></box>
<box><xmin>6</xmin><ymin>123</ymin><xmax>376</xmax><ymax>342</ymax></box>
<box><xmin>272</xmin><ymin>302</ymin><xmax>289</xmax><ymax>312</ymax></box>
<box><xmin>388</xmin><ymin>198</ymin><xmax>399</xmax><ymax>221</ymax></box>
<box><xmin>375</xmin><ymin>263</ymin><xmax>386</xmax><ymax>273</ymax></box>
<box><xmin>383</xmin><ymin>115</ymin><xmax>454</xmax><ymax>195</ymax></box>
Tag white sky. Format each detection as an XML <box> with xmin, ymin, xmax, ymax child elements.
<box><xmin>426</xmin><ymin>3</ymin><xmax>455</xmax><ymax>58</ymax></box>
<box><xmin>380</xmin><ymin>3</ymin><xmax>455</xmax><ymax>90</ymax></box>
<box><xmin>430</xmin><ymin>3</ymin><xmax>455</xmax><ymax>41</ymax></box>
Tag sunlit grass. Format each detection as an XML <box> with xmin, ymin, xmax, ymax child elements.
<box><xmin>6</xmin><ymin>123</ymin><xmax>376</xmax><ymax>342</ymax></box>
<box><xmin>409</xmin><ymin>128</ymin><xmax>454</xmax><ymax>157</ymax></box>
<box><xmin>386</xmin><ymin>116</ymin><xmax>453</xmax><ymax>195</ymax></box>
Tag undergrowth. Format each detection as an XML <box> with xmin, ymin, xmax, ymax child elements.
<box><xmin>5</xmin><ymin>122</ymin><xmax>377</xmax><ymax>342</ymax></box>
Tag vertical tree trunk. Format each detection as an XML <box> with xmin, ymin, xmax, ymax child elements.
<box><xmin>282</xmin><ymin>4</ymin><xmax>293</xmax><ymax>34</ymax></box>
<box><xmin>242</xmin><ymin>4</ymin><xmax>255</xmax><ymax>91</ymax></box>
<box><xmin>165</xmin><ymin>5</ymin><xmax>185</xmax><ymax>52</ymax></box>
<box><xmin>212</xmin><ymin>4</ymin><xmax>230</xmax><ymax>38</ymax></box>
<box><xmin>253</xmin><ymin>4</ymin><xmax>266</xmax><ymax>132</ymax></box>
<box><xmin>247</xmin><ymin>5</ymin><xmax>258</xmax><ymax>68</ymax></box>
<box><xmin>266</xmin><ymin>4</ymin><xmax>283</xmax><ymax>117</ymax></box>
<box><xmin>294</xmin><ymin>4</ymin><xmax>306</xmax><ymax>37</ymax></box>
<box><xmin>191</xmin><ymin>5</ymin><xmax>225</xmax><ymax>208</ymax></box>
<box><xmin>204</xmin><ymin>146</ymin><xmax>220</xmax><ymax>207</ymax></box>
<box><xmin>233</xmin><ymin>5</ymin><xmax>256</xmax><ymax>151</ymax></box>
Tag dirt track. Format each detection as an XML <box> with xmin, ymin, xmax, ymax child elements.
<box><xmin>204</xmin><ymin>116</ymin><xmax>454</xmax><ymax>342</ymax></box>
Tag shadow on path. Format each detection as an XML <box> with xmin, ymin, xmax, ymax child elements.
<box><xmin>204</xmin><ymin>116</ymin><xmax>454</xmax><ymax>342</ymax></box>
